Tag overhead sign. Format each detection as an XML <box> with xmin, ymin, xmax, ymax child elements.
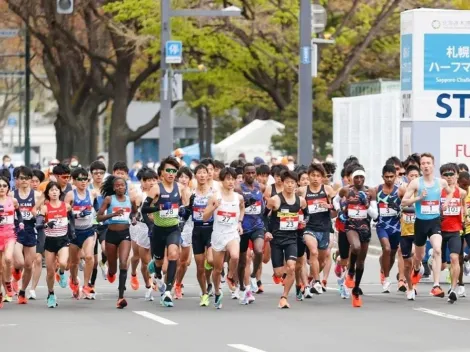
<box><xmin>0</xmin><ymin>29</ymin><xmax>19</xmax><ymax>38</ymax></box>
<box><xmin>165</xmin><ymin>41</ymin><xmax>183</xmax><ymax>64</ymax></box>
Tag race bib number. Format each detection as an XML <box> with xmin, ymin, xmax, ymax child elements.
<box><xmin>72</xmin><ymin>205</ymin><xmax>92</xmax><ymax>218</ymax></box>
<box><xmin>347</xmin><ymin>204</ymin><xmax>367</xmax><ymax>219</ymax></box>
<box><xmin>112</xmin><ymin>207</ymin><xmax>131</xmax><ymax>222</ymax></box>
<box><xmin>20</xmin><ymin>207</ymin><xmax>33</xmax><ymax>221</ymax></box>
<box><xmin>245</xmin><ymin>201</ymin><xmax>262</xmax><ymax>215</ymax></box>
<box><xmin>280</xmin><ymin>215</ymin><xmax>299</xmax><ymax>231</ymax></box>
<box><xmin>442</xmin><ymin>198</ymin><xmax>461</xmax><ymax>216</ymax></box>
<box><xmin>379</xmin><ymin>203</ymin><xmax>398</xmax><ymax>217</ymax></box>
<box><xmin>192</xmin><ymin>207</ymin><xmax>205</xmax><ymax>221</ymax></box>
<box><xmin>216</xmin><ymin>210</ymin><xmax>237</xmax><ymax>226</ymax></box>
<box><xmin>0</xmin><ymin>210</ymin><xmax>14</xmax><ymax>225</ymax></box>
<box><xmin>52</xmin><ymin>216</ymin><xmax>68</xmax><ymax>227</ymax></box>
<box><xmin>159</xmin><ymin>203</ymin><xmax>178</xmax><ymax>218</ymax></box>
<box><xmin>402</xmin><ymin>212</ymin><xmax>415</xmax><ymax>224</ymax></box>
<box><xmin>307</xmin><ymin>198</ymin><xmax>328</xmax><ymax>214</ymax></box>
<box><xmin>421</xmin><ymin>200</ymin><xmax>440</xmax><ymax>215</ymax></box>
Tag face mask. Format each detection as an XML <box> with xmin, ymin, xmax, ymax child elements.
<box><xmin>190</xmin><ymin>163</ymin><xmax>197</xmax><ymax>170</ymax></box>
<box><xmin>71</xmin><ymin>161</ymin><xmax>78</xmax><ymax>167</ymax></box>
<box><xmin>287</xmin><ymin>162</ymin><xmax>295</xmax><ymax>171</ymax></box>
<box><xmin>3</xmin><ymin>162</ymin><xmax>10</xmax><ymax>168</ymax></box>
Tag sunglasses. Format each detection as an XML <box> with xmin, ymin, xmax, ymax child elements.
<box><xmin>399</xmin><ymin>172</ymin><xmax>406</xmax><ymax>176</ymax></box>
<box><xmin>18</xmin><ymin>176</ymin><xmax>31</xmax><ymax>181</ymax></box>
<box><xmin>59</xmin><ymin>175</ymin><xmax>71</xmax><ymax>180</ymax></box>
<box><xmin>165</xmin><ymin>168</ymin><xmax>178</xmax><ymax>174</ymax></box>
<box><xmin>76</xmin><ymin>177</ymin><xmax>88</xmax><ymax>182</ymax></box>
<box><xmin>0</xmin><ymin>183</ymin><xmax>8</xmax><ymax>188</ymax></box>
<box><xmin>442</xmin><ymin>172</ymin><xmax>455</xmax><ymax>177</ymax></box>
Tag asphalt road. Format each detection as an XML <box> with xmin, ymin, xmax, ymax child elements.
<box><xmin>1</xmin><ymin>252</ymin><xmax>470</xmax><ymax>352</ymax></box>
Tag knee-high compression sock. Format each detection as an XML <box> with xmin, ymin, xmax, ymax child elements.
<box><xmin>118</xmin><ymin>269</ymin><xmax>127</xmax><ymax>299</ymax></box>
<box><xmin>354</xmin><ymin>267</ymin><xmax>364</xmax><ymax>289</ymax></box>
<box><xmin>166</xmin><ymin>260</ymin><xmax>177</xmax><ymax>292</ymax></box>
<box><xmin>101</xmin><ymin>253</ymin><xmax>107</xmax><ymax>265</ymax></box>
<box><xmin>348</xmin><ymin>253</ymin><xmax>358</xmax><ymax>276</ymax></box>
<box><xmin>90</xmin><ymin>268</ymin><xmax>98</xmax><ymax>286</ymax></box>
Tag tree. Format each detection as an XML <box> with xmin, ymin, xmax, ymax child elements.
<box><xmin>6</xmin><ymin>0</ymin><xmax>164</xmax><ymax>165</ymax></box>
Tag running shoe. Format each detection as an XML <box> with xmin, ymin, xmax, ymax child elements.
<box><xmin>397</xmin><ymin>280</ymin><xmax>407</xmax><ymax>293</ymax></box>
<box><xmin>458</xmin><ymin>285</ymin><xmax>466</xmax><ymax>297</ymax></box>
<box><xmin>161</xmin><ymin>291</ymin><xmax>174</xmax><ymax>307</ymax></box>
<box><xmin>12</xmin><ymin>268</ymin><xmax>22</xmax><ymax>281</ymax></box>
<box><xmin>47</xmin><ymin>294</ymin><xmax>58</xmax><ymax>308</ymax></box>
<box><xmin>3</xmin><ymin>294</ymin><xmax>12</xmax><ymax>303</ymax></box>
<box><xmin>321</xmin><ymin>280</ymin><xmax>327</xmax><ymax>292</ymax></box>
<box><xmin>272</xmin><ymin>274</ymin><xmax>283</xmax><ymax>285</ymax></box>
<box><xmin>116</xmin><ymin>298</ymin><xmax>127</xmax><ymax>309</ymax></box>
<box><xmin>334</xmin><ymin>263</ymin><xmax>342</xmax><ymax>277</ymax></box>
<box><xmin>99</xmin><ymin>260</ymin><xmax>108</xmax><ymax>280</ymax></box>
<box><xmin>304</xmin><ymin>286</ymin><xmax>313</xmax><ymax>299</ymax></box>
<box><xmin>82</xmin><ymin>286</ymin><xmax>93</xmax><ymax>300</ymax></box>
<box><xmin>411</xmin><ymin>265</ymin><xmax>424</xmax><ymax>285</ymax></box>
<box><xmin>200</xmin><ymin>294</ymin><xmax>209</xmax><ymax>307</ymax></box>
<box><xmin>17</xmin><ymin>294</ymin><xmax>27</xmax><ymax>305</ymax></box>
<box><xmin>448</xmin><ymin>290</ymin><xmax>457</xmax><ymax>304</ymax></box>
<box><xmin>107</xmin><ymin>273</ymin><xmax>116</xmax><ymax>283</ymax></box>
<box><xmin>351</xmin><ymin>287</ymin><xmax>363</xmax><ymax>307</ymax></box>
<box><xmin>296</xmin><ymin>287</ymin><xmax>304</xmax><ymax>301</ymax></box>
<box><xmin>153</xmin><ymin>276</ymin><xmax>166</xmax><ymax>294</ymax></box>
<box><xmin>246</xmin><ymin>290</ymin><xmax>255</xmax><ymax>304</ymax></box>
<box><xmin>406</xmin><ymin>290</ymin><xmax>416</xmax><ymax>301</ymax></box>
<box><xmin>231</xmin><ymin>287</ymin><xmax>240</xmax><ymax>300</ymax></box>
<box><xmin>174</xmin><ymin>283</ymin><xmax>183</xmax><ymax>300</ymax></box>
<box><xmin>380</xmin><ymin>271</ymin><xmax>385</xmax><ymax>285</ymax></box>
<box><xmin>382</xmin><ymin>279</ymin><xmax>391</xmax><ymax>293</ymax></box>
<box><xmin>345</xmin><ymin>274</ymin><xmax>355</xmax><ymax>289</ymax></box>
<box><xmin>58</xmin><ymin>271</ymin><xmax>67</xmax><ymax>289</ymax></box>
<box><xmin>278</xmin><ymin>296</ymin><xmax>290</xmax><ymax>309</ymax></box>
<box><xmin>256</xmin><ymin>280</ymin><xmax>264</xmax><ymax>294</ymax></box>
<box><xmin>145</xmin><ymin>287</ymin><xmax>154</xmax><ymax>301</ymax></box>
<box><xmin>311</xmin><ymin>281</ymin><xmax>323</xmax><ymax>295</ymax></box>
<box><xmin>464</xmin><ymin>261</ymin><xmax>470</xmax><ymax>276</ymax></box>
<box><xmin>430</xmin><ymin>285</ymin><xmax>445</xmax><ymax>298</ymax></box>
<box><xmin>28</xmin><ymin>290</ymin><xmax>36</xmax><ymax>300</ymax></box>
<box><xmin>239</xmin><ymin>289</ymin><xmax>248</xmax><ymax>305</ymax></box>
<box><xmin>69</xmin><ymin>277</ymin><xmax>80</xmax><ymax>299</ymax></box>
<box><xmin>340</xmin><ymin>285</ymin><xmax>350</xmax><ymax>299</ymax></box>
<box><xmin>250</xmin><ymin>277</ymin><xmax>258</xmax><ymax>293</ymax></box>
<box><xmin>214</xmin><ymin>291</ymin><xmax>223</xmax><ymax>309</ymax></box>
<box><xmin>130</xmin><ymin>275</ymin><xmax>139</xmax><ymax>291</ymax></box>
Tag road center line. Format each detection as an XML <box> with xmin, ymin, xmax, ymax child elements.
<box><xmin>414</xmin><ymin>307</ymin><xmax>470</xmax><ymax>321</ymax></box>
<box><xmin>133</xmin><ymin>311</ymin><xmax>178</xmax><ymax>325</ymax></box>
<box><xmin>0</xmin><ymin>324</ymin><xmax>18</xmax><ymax>328</ymax></box>
<box><xmin>227</xmin><ymin>344</ymin><xmax>267</xmax><ymax>352</ymax></box>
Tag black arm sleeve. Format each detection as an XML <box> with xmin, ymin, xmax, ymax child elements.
<box><xmin>68</xmin><ymin>210</ymin><xmax>75</xmax><ymax>234</ymax></box>
<box><xmin>93</xmin><ymin>197</ymin><xmax>100</xmax><ymax>212</ymax></box>
<box><xmin>15</xmin><ymin>208</ymin><xmax>24</xmax><ymax>224</ymax></box>
<box><xmin>141</xmin><ymin>197</ymin><xmax>159</xmax><ymax>214</ymax></box>
<box><xmin>35</xmin><ymin>215</ymin><xmax>45</xmax><ymax>230</ymax></box>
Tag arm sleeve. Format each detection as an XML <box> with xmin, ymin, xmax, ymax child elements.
<box><xmin>333</xmin><ymin>194</ymin><xmax>341</xmax><ymax>211</ymax></box>
<box><xmin>35</xmin><ymin>215</ymin><xmax>45</xmax><ymax>230</ymax></box>
<box><xmin>141</xmin><ymin>197</ymin><xmax>159</xmax><ymax>214</ymax></box>
<box><xmin>93</xmin><ymin>197</ymin><xmax>100</xmax><ymax>212</ymax></box>
<box><xmin>68</xmin><ymin>210</ymin><xmax>76</xmax><ymax>233</ymax></box>
<box><xmin>15</xmin><ymin>208</ymin><xmax>24</xmax><ymax>224</ymax></box>
<box><xmin>368</xmin><ymin>201</ymin><xmax>379</xmax><ymax>220</ymax></box>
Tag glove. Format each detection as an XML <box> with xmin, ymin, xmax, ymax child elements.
<box><xmin>46</xmin><ymin>220</ymin><xmax>57</xmax><ymax>229</ymax></box>
<box><xmin>244</xmin><ymin>197</ymin><xmax>257</xmax><ymax>208</ymax></box>
<box><xmin>338</xmin><ymin>211</ymin><xmax>348</xmax><ymax>223</ymax></box>
<box><xmin>358</xmin><ymin>191</ymin><xmax>368</xmax><ymax>205</ymax></box>
<box><xmin>79</xmin><ymin>210</ymin><xmax>92</xmax><ymax>218</ymax></box>
<box><xmin>189</xmin><ymin>193</ymin><xmax>196</xmax><ymax>208</ymax></box>
<box><xmin>388</xmin><ymin>197</ymin><xmax>400</xmax><ymax>212</ymax></box>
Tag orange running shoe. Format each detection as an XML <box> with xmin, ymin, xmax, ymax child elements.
<box><xmin>17</xmin><ymin>295</ymin><xmax>27</xmax><ymax>305</ymax></box>
<box><xmin>272</xmin><ymin>275</ymin><xmax>283</xmax><ymax>285</ymax></box>
<box><xmin>130</xmin><ymin>275</ymin><xmax>139</xmax><ymax>291</ymax></box>
<box><xmin>174</xmin><ymin>283</ymin><xmax>183</xmax><ymax>300</ymax></box>
<box><xmin>55</xmin><ymin>272</ymin><xmax>60</xmax><ymax>283</ymax></box>
<box><xmin>226</xmin><ymin>276</ymin><xmax>236</xmax><ymax>291</ymax></box>
<box><xmin>278</xmin><ymin>296</ymin><xmax>290</xmax><ymax>309</ymax></box>
<box><xmin>116</xmin><ymin>298</ymin><xmax>127</xmax><ymax>309</ymax></box>
<box><xmin>352</xmin><ymin>287</ymin><xmax>363</xmax><ymax>307</ymax></box>
<box><xmin>430</xmin><ymin>286</ymin><xmax>445</xmax><ymax>298</ymax></box>
<box><xmin>12</xmin><ymin>269</ymin><xmax>22</xmax><ymax>281</ymax></box>
<box><xmin>345</xmin><ymin>274</ymin><xmax>355</xmax><ymax>289</ymax></box>
<box><xmin>380</xmin><ymin>271</ymin><xmax>385</xmax><ymax>285</ymax></box>
<box><xmin>107</xmin><ymin>273</ymin><xmax>116</xmax><ymax>283</ymax></box>
<box><xmin>82</xmin><ymin>286</ymin><xmax>93</xmax><ymax>300</ymax></box>
<box><xmin>411</xmin><ymin>266</ymin><xmax>423</xmax><ymax>285</ymax></box>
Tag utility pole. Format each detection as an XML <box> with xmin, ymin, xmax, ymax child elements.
<box><xmin>24</xmin><ymin>25</ymin><xmax>31</xmax><ymax>166</ymax></box>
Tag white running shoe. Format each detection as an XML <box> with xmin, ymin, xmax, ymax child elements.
<box><xmin>239</xmin><ymin>289</ymin><xmax>248</xmax><ymax>305</ymax></box>
<box><xmin>246</xmin><ymin>290</ymin><xmax>255</xmax><ymax>304</ymax></box>
<box><xmin>249</xmin><ymin>277</ymin><xmax>258</xmax><ymax>293</ymax></box>
<box><xmin>458</xmin><ymin>285</ymin><xmax>466</xmax><ymax>298</ymax></box>
<box><xmin>231</xmin><ymin>287</ymin><xmax>240</xmax><ymax>300</ymax></box>
<box><xmin>28</xmin><ymin>290</ymin><xmax>37</xmax><ymax>300</ymax></box>
<box><xmin>407</xmin><ymin>290</ymin><xmax>416</xmax><ymax>301</ymax></box>
<box><xmin>382</xmin><ymin>279</ymin><xmax>391</xmax><ymax>293</ymax></box>
<box><xmin>145</xmin><ymin>287</ymin><xmax>154</xmax><ymax>301</ymax></box>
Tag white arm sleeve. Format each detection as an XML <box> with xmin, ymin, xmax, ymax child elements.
<box><xmin>333</xmin><ymin>194</ymin><xmax>341</xmax><ymax>211</ymax></box>
<box><xmin>367</xmin><ymin>201</ymin><xmax>378</xmax><ymax>220</ymax></box>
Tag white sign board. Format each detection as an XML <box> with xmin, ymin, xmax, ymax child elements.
<box><xmin>171</xmin><ymin>73</ymin><xmax>183</xmax><ymax>101</ymax></box>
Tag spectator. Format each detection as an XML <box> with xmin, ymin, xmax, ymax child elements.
<box><xmin>1</xmin><ymin>154</ymin><xmax>15</xmax><ymax>188</ymax></box>
<box><xmin>70</xmin><ymin>155</ymin><xmax>81</xmax><ymax>169</ymax></box>
<box><xmin>128</xmin><ymin>160</ymin><xmax>143</xmax><ymax>182</ymax></box>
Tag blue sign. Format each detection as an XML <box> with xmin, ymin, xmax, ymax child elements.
<box><xmin>401</xmin><ymin>34</ymin><xmax>412</xmax><ymax>91</ymax></box>
<box><xmin>165</xmin><ymin>41</ymin><xmax>183</xmax><ymax>64</ymax></box>
<box><xmin>7</xmin><ymin>116</ymin><xmax>16</xmax><ymax>127</ymax></box>
<box><xmin>424</xmin><ymin>34</ymin><xmax>470</xmax><ymax>91</ymax></box>
<box><xmin>301</xmin><ymin>46</ymin><xmax>310</xmax><ymax>65</ymax></box>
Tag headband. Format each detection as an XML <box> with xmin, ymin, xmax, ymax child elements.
<box><xmin>352</xmin><ymin>170</ymin><xmax>366</xmax><ymax>179</ymax></box>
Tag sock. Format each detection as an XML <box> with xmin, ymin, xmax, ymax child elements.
<box><xmin>166</xmin><ymin>260</ymin><xmax>177</xmax><ymax>292</ymax></box>
<box><xmin>155</xmin><ymin>265</ymin><xmax>163</xmax><ymax>280</ymax></box>
<box><xmin>354</xmin><ymin>267</ymin><xmax>364</xmax><ymax>289</ymax></box>
<box><xmin>118</xmin><ymin>269</ymin><xmax>127</xmax><ymax>299</ymax></box>
<box><xmin>101</xmin><ymin>253</ymin><xmax>107</xmax><ymax>265</ymax></box>
<box><xmin>296</xmin><ymin>285</ymin><xmax>301</xmax><ymax>294</ymax></box>
<box><xmin>19</xmin><ymin>290</ymin><xmax>25</xmax><ymax>297</ymax></box>
<box><xmin>90</xmin><ymin>268</ymin><xmax>98</xmax><ymax>286</ymax></box>
<box><xmin>48</xmin><ymin>290</ymin><xmax>54</xmax><ymax>297</ymax></box>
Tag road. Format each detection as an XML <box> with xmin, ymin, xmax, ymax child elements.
<box><xmin>1</xmin><ymin>252</ymin><xmax>470</xmax><ymax>352</ymax></box>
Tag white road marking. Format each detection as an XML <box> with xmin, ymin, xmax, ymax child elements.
<box><xmin>133</xmin><ymin>311</ymin><xmax>178</xmax><ymax>325</ymax></box>
<box><xmin>0</xmin><ymin>324</ymin><xmax>18</xmax><ymax>327</ymax></box>
<box><xmin>414</xmin><ymin>307</ymin><xmax>470</xmax><ymax>321</ymax></box>
<box><xmin>228</xmin><ymin>344</ymin><xmax>267</xmax><ymax>352</ymax></box>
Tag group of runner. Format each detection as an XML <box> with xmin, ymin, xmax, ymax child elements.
<box><xmin>0</xmin><ymin>152</ymin><xmax>468</xmax><ymax>309</ymax></box>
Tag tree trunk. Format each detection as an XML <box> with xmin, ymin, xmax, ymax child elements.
<box><xmin>196</xmin><ymin>106</ymin><xmax>205</xmax><ymax>160</ymax></box>
<box><xmin>54</xmin><ymin>115</ymin><xmax>94</xmax><ymax>165</ymax></box>
<box><xmin>204</xmin><ymin>106</ymin><xmax>212</xmax><ymax>158</ymax></box>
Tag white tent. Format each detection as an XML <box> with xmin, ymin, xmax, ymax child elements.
<box><xmin>214</xmin><ymin>119</ymin><xmax>285</xmax><ymax>163</ymax></box>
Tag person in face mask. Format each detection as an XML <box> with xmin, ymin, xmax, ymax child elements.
<box><xmin>1</xmin><ymin>155</ymin><xmax>14</xmax><ymax>189</ymax></box>
<box><xmin>70</xmin><ymin>156</ymin><xmax>81</xmax><ymax>169</ymax></box>
<box><xmin>287</xmin><ymin>156</ymin><xmax>296</xmax><ymax>171</ymax></box>
<box><xmin>39</xmin><ymin>159</ymin><xmax>60</xmax><ymax>193</ymax></box>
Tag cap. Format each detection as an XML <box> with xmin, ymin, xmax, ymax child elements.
<box><xmin>254</xmin><ymin>157</ymin><xmax>265</xmax><ymax>165</ymax></box>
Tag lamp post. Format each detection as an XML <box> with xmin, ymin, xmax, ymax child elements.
<box><xmin>159</xmin><ymin>4</ymin><xmax>242</xmax><ymax>160</ymax></box>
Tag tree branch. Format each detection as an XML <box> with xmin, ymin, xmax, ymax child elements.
<box><xmin>127</xmin><ymin>101</ymin><xmax>176</xmax><ymax>142</ymax></box>
<box><xmin>128</xmin><ymin>60</ymin><xmax>160</xmax><ymax>104</ymax></box>
<box><xmin>331</xmin><ymin>0</ymin><xmax>361</xmax><ymax>39</ymax></box>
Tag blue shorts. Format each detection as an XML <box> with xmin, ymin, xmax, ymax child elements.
<box><xmin>303</xmin><ymin>229</ymin><xmax>330</xmax><ymax>250</ymax></box>
<box><xmin>376</xmin><ymin>228</ymin><xmax>400</xmax><ymax>250</ymax></box>
<box><xmin>16</xmin><ymin>227</ymin><xmax>37</xmax><ymax>247</ymax></box>
<box><xmin>71</xmin><ymin>228</ymin><xmax>96</xmax><ymax>249</ymax></box>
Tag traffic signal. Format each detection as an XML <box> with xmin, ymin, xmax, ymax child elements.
<box><xmin>57</xmin><ymin>0</ymin><xmax>73</xmax><ymax>14</ymax></box>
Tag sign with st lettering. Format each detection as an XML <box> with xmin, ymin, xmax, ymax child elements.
<box><xmin>440</xmin><ymin>127</ymin><xmax>470</xmax><ymax>163</ymax></box>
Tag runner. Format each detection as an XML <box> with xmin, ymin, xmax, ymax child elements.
<box><xmin>12</xmin><ymin>166</ymin><xmax>41</xmax><ymax>303</ymax></box>
<box><xmin>375</xmin><ymin>164</ymin><xmax>405</xmax><ymax>293</ymax></box>
<box><xmin>65</xmin><ymin>167</ymin><xmax>97</xmax><ymax>299</ymax></box>
<box><xmin>142</xmin><ymin>156</ymin><xmax>189</xmax><ymax>308</ymax></box>
<box><xmin>35</xmin><ymin>181</ymin><xmax>74</xmax><ymax>308</ymax></box>
<box><xmin>439</xmin><ymin>163</ymin><xmax>466</xmax><ymax>303</ymax></box>
<box><xmin>237</xmin><ymin>163</ymin><xmax>265</xmax><ymax>304</ymax></box>
<box><xmin>339</xmin><ymin>166</ymin><xmax>378</xmax><ymax>307</ymax></box>
<box><xmin>97</xmin><ymin>176</ymin><xmax>137</xmax><ymax>309</ymax></box>
<box><xmin>402</xmin><ymin>153</ymin><xmax>454</xmax><ymax>298</ymax></box>
<box><xmin>203</xmin><ymin>167</ymin><xmax>244</xmax><ymax>309</ymax></box>
<box><xmin>266</xmin><ymin>170</ymin><xmax>307</xmax><ymax>308</ymax></box>
<box><xmin>458</xmin><ymin>171</ymin><xmax>470</xmax><ymax>297</ymax></box>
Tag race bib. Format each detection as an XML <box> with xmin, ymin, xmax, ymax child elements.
<box><xmin>402</xmin><ymin>212</ymin><xmax>415</xmax><ymax>224</ymax></box>
<box><xmin>159</xmin><ymin>203</ymin><xmax>178</xmax><ymax>218</ymax></box>
<box><xmin>72</xmin><ymin>205</ymin><xmax>92</xmax><ymax>218</ymax></box>
<box><xmin>307</xmin><ymin>198</ymin><xmax>328</xmax><ymax>214</ymax></box>
<box><xmin>112</xmin><ymin>207</ymin><xmax>131</xmax><ymax>222</ymax></box>
<box><xmin>442</xmin><ymin>198</ymin><xmax>461</xmax><ymax>216</ymax></box>
<box><xmin>216</xmin><ymin>210</ymin><xmax>237</xmax><ymax>226</ymax></box>
<box><xmin>20</xmin><ymin>206</ymin><xmax>33</xmax><ymax>221</ymax></box>
<box><xmin>421</xmin><ymin>200</ymin><xmax>440</xmax><ymax>215</ymax></box>
<box><xmin>347</xmin><ymin>204</ymin><xmax>367</xmax><ymax>219</ymax></box>
<box><xmin>245</xmin><ymin>201</ymin><xmax>262</xmax><ymax>215</ymax></box>
<box><xmin>378</xmin><ymin>203</ymin><xmax>398</xmax><ymax>217</ymax></box>
<box><xmin>280</xmin><ymin>215</ymin><xmax>299</xmax><ymax>231</ymax></box>
<box><xmin>51</xmin><ymin>215</ymin><xmax>68</xmax><ymax>227</ymax></box>
<box><xmin>0</xmin><ymin>210</ymin><xmax>14</xmax><ymax>225</ymax></box>
<box><xmin>192</xmin><ymin>206</ymin><xmax>205</xmax><ymax>221</ymax></box>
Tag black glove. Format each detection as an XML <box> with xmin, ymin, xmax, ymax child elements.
<box><xmin>189</xmin><ymin>193</ymin><xmax>196</xmax><ymax>208</ymax></box>
<box><xmin>46</xmin><ymin>220</ymin><xmax>57</xmax><ymax>229</ymax></box>
<box><xmin>244</xmin><ymin>197</ymin><xmax>257</xmax><ymax>208</ymax></box>
<box><xmin>388</xmin><ymin>197</ymin><xmax>400</xmax><ymax>212</ymax></box>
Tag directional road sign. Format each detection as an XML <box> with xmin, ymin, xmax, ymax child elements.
<box><xmin>165</xmin><ymin>41</ymin><xmax>183</xmax><ymax>64</ymax></box>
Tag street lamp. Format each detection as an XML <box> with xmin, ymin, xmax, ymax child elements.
<box><xmin>159</xmin><ymin>4</ymin><xmax>242</xmax><ymax>160</ymax></box>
